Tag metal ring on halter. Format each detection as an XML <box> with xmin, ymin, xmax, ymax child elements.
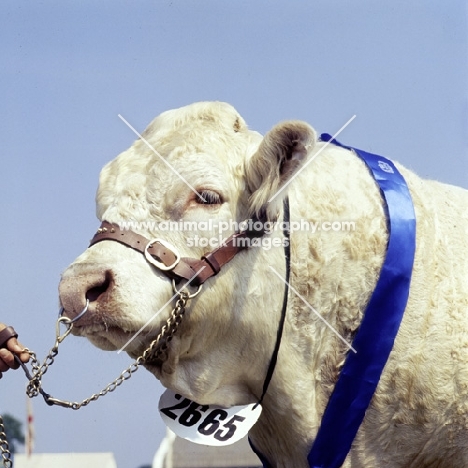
<box><xmin>145</xmin><ymin>238</ymin><xmax>180</xmax><ymax>271</ymax></box>
<box><xmin>58</xmin><ymin>299</ymin><xmax>90</xmax><ymax>324</ymax></box>
<box><xmin>172</xmin><ymin>279</ymin><xmax>202</xmax><ymax>299</ymax></box>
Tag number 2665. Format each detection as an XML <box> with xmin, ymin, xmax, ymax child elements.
<box><xmin>161</xmin><ymin>394</ymin><xmax>245</xmax><ymax>442</ymax></box>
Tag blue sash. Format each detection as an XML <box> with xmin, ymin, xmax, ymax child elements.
<box><xmin>252</xmin><ymin>135</ymin><xmax>416</xmax><ymax>468</ymax></box>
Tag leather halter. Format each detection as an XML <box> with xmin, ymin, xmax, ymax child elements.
<box><xmin>89</xmin><ymin>201</ymin><xmax>292</xmax><ymax>408</ymax></box>
<box><xmin>88</xmin><ymin>219</ymin><xmax>265</xmax><ymax>287</ymax></box>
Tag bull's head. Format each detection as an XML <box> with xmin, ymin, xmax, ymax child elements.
<box><xmin>59</xmin><ymin>101</ymin><xmax>315</xmax><ymax>407</ymax></box>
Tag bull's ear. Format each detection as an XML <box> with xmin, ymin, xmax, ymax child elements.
<box><xmin>245</xmin><ymin>121</ymin><xmax>316</xmax><ymax>221</ymax></box>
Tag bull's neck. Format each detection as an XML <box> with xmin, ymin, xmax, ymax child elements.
<box><xmin>248</xmin><ymin>333</ymin><xmax>320</xmax><ymax>468</ymax></box>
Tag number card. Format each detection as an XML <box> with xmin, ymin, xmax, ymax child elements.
<box><xmin>158</xmin><ymin>389</ymin><xmax>262</xmax><ymax>446</ymax></box>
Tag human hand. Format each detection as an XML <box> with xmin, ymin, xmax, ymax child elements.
<box><xmin>0</xmin><ymin>324</ymin><xmax>29</xmax><ymax>379</ymax></box>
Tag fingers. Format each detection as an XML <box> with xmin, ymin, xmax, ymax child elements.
<box><xmin>0</xmin><ymin>324</ymin><xmax>30</xmax><ymax>374</ymax></box>
<box><xmin>6</xmin><ymin>337</ymin><xmax>29</xmax><ymax>359</ymax></box>
<box><xmin>0</xmin><ymin>347</ymin><xmax>18</xmax><ymax>372</ymax></box>
<box><xmin>15</xmin><ymin>341</ymin><xmax>30</xmax><ymax>364</ymax></box>
<box><xmin>0</xmin><ymin>344</ymin><xmax>29</xmax><ymax>378</ymax></box>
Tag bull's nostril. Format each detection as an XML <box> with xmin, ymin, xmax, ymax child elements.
<box><xmin>86</xmin><ymin>271</ymin><xmax>112</xmax><ymax>303</ymax></box>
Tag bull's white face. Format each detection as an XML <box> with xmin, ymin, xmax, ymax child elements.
<box><xmin>59</xmin><ymin>101</ymin><xmax>315</xmax><ymax>406</ymax></box>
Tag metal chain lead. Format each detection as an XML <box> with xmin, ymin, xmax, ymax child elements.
<box><xmin>0</xmin><ymin>415</ymin><xmax>12</xmax><ymax>468</ymax></box>
<box><xmin>1</xmin><ymin>261</ymin><xmax>199</xmax><ymax>467</ymax></box>
<box><xmin>22</xmin><ymin>316</ymin><xmax>73</xmax><ymax>401</ymax></box>
<box><xmin>23</xmin><ymin>291</ymin><xmax>190</xmax><ymax>410</ymax></box>
<box><xmin>0</xmin><ymin>290</ymin><xmax>190</xmax><ymax>467</ymax></box>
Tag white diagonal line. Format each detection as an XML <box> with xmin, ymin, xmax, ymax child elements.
<box><xmin>117</xmin><ymin>267</ymin><xmax>205</xmax><ymax>354</ymax></box>
<box><xmin>118</xmin><ymin>114</ymin><xmax>207</xmax><ymax>203</ymax></box>
<box><xmin>268</xmin><ymin>114</ymin><xmax>357</xmax><ymax>203</ymax></box>
<box><xmin>268</xmin><ymin>266</ymin><xmax>357</xmax><ymax>353</ymax></box>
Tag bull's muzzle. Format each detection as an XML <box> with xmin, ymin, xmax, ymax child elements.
<box><xmin>58</xmin><ymin>267</ymin><xmax>113</xmax><ymax>324</ymax></box>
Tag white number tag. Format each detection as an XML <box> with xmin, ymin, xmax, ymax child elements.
<box><xmin>158</xmin><ymin>389</ymin><xmax>262</xmax><ymax>446</ymax></box>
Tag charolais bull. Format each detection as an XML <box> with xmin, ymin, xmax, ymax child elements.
<box><xmin>59</xmin><ymin>101</ymin><xmax>468</xmax><ymax>467</ymax></box>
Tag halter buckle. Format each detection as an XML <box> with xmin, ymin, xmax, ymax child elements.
<box><xmin>144</xmin><ymin>238</ymin><xmax>181</xmax><ymax>271</ymax></box>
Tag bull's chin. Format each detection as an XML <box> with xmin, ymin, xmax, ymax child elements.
<box><xmin>86</xmin><ymin>333</ymin><xmax>122</xmax><ymax>351</ymax></box>
<box><xmin>72</xmin><ymin>324</ymin><xmax>162</xmax><ymax>358</ymax></box>
<box><xmin>71</xmin><ymin>323</ymin><xmax>177</xmax><ymax>380</ymax></box>
<box><xmin>142</xmin><ymin>361</ymin><xmax>164</xmax><ymax>379</ymax></box>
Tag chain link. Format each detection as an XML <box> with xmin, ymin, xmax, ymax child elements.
<box><xmin>1</xmin><ymin>289</ymin><xmax>190</xmax><ymax>467</ymax></box>
<box><xmin>25</xmin><ymin>291</ymin><xmax>189</xmax><ymax>409</ymax></box>
<box><xmin>0</xmin><ymin>415</ymin><xmax>12</xmax><ymax>468</ymax></box>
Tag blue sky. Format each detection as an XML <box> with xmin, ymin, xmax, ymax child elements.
<box><xmin>1</xmin><ymin>2</ymin><xmax>467</xmax><ymax>467</ymax></box>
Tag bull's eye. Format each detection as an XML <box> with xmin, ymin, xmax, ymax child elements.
<box><xmin>197</xmin><ymin>190</ymin><xmax>222</xmax><ymax>205</ymax></box>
